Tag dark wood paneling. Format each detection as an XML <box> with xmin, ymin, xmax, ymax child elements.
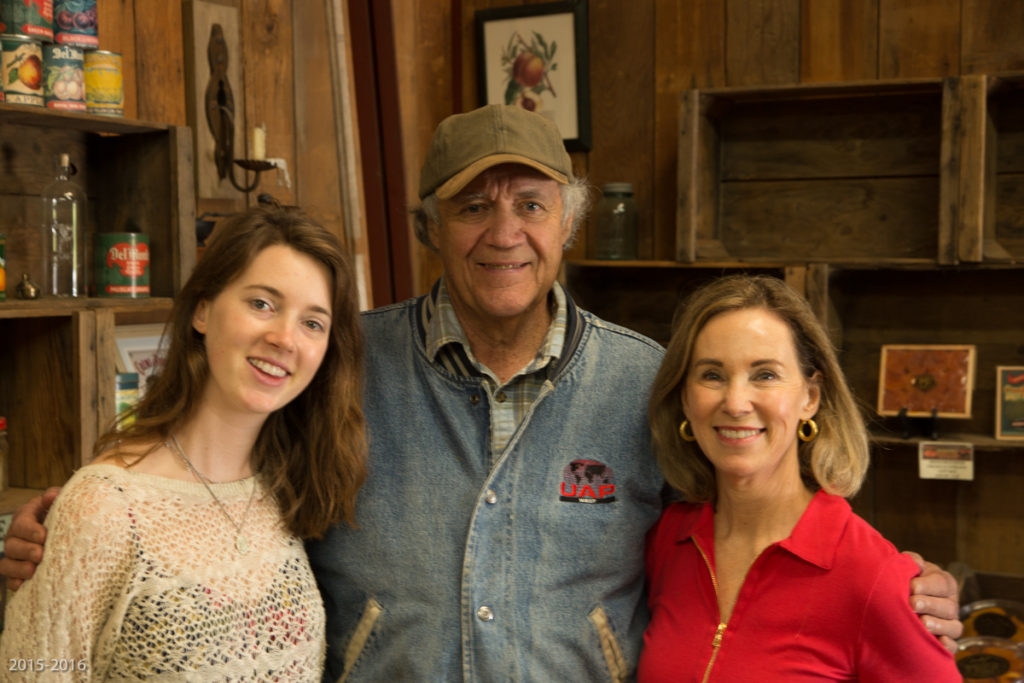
<box><xmin>878</xmin><ymin>0</ymin><xmax>960</xmax><ymax>78</ymax></box>
<box><xmin>720</xmin><ymin>177</ymin><xmax>940</xmax><ymax>261</ymax></box>
<box><xmin>133</xmin><ymin>0</ymin><xmax>188</xmax><ymax>125</ymax></box>
<box><xmin>587</xmin><ymin>1</ymin><xmax>655</xmax><ymax>259</ymax></box>
<box><xmin>653</xmin><ymin>1</ymin><xmax>726</xmax><ymax>261</ymax></box>
<box><xmin>0</xmin><ymin>317</ymin><xmax>76</xmax><ymax>488</ymax></box>
<box><xmin>724</xmin><ymin>0</ymin><xmax>800</xmax><ymax>86</ymax></box>
<box><xmin>800</xmin><ymin>0</ymin><xmax>878</xmax><ymax>83</ymax></box>
<box><xmin>292</xmin><ymin>0</ymin><xmax>343</xmax><ymax>235</ymax></box>
<box><xmin>961</xmin><ymin>0</ymin><xmax>1024</xmax><ymax>74</ymax></box>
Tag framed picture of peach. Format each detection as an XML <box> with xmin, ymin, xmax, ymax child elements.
<box><xmin>996</xmin><ymin>366</ymin><xmax>1024</xmax><ymax>440</ymax></box>
<box><xmin>475</xmin><ymin>0</ymin><xmax>591</xmax><ymax>151</ymax></box>
<box><xmin>877</xmin><ymin>344</ymin><xmax>977</xmax><ymax>418</ymax></box>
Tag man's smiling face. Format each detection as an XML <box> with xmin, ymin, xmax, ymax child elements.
<box><xmin>435</xmin><ymin>163</ymin><xmax>571</xmax><ymax>332</ymax></box>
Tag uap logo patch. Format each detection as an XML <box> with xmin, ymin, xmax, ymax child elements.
<box><xmin>559</xmin><ymin>459</ymin><xmax>616</xmax><ymax>504</ymax></box>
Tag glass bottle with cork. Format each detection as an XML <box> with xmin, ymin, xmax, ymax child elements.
<box><xmin>40</xmin><ymin>153</ymin><xmax>87</xmax><ymax>297</ymax></box>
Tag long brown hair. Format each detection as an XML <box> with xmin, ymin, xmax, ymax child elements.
<box><xmin>648</xmin><ymin>274</ymin><xmax>869</xmax><ymax>503</ymax></box>
<box><xmin>94</xmin><ymin>205</ymin><xmax>367</xmax><ymax>539</ymax></box>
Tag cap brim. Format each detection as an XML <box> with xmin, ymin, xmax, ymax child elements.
<box><xmin>434</xmin><ymin>154</ymin><xmax>569</xmax><ymax>200</ymax></box>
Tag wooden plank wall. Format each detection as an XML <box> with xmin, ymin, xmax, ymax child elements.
<box><xmin>92</xmin><ymin>0</ymin><xmax>347</xmax><ymax>247</ymax></box>
<box><xmin>390</xmin><ymin>0</ymin><xmax>1024</xmax><ymax>574</ymax></box>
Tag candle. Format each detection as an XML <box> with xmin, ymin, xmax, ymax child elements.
<box><xmin>251</xmin><ymin>125</ymin><xmax>266</xmax><ymax>160</ymax></box>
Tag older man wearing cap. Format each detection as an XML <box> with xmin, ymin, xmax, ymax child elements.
<box><xmin>1</xmin><ymin>104</ymin><xmax>961</xmax><ymax>681</ymax></box>
<box><xmin>308</xmin><ymin>104</ymin><xmax>667</xmax><ymax>681</ymax></box>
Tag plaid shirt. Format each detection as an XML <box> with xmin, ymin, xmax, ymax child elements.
<box><xmin>424</xmin><ymin>278</ymin><xmax>568</xmax><ymax>456</ymax></box>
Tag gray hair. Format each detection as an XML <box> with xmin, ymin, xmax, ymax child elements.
<box><xmin>411</xmin><ymin>175</ymin><xmax>591</xmax><ymax>253</ymax></box>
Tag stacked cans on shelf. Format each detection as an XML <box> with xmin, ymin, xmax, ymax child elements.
<box><xmin>0</xmin><ymin>0</ymin><xmax>123</xmax><ymax>116</ymax></box>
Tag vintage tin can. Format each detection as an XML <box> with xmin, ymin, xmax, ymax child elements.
<box><xmin>0</xmin><ymin>233</ymin><xmax>6</xmax><ymax>301</ymax></box>
<box><xmin>95</xmin><ymin>233</ymin><xmax>150</xmax><ymax>298</ymax></box>
<box><xmin>1</xmin><ymin>33</ymin><xmax>43</xmax><ymax>106</ymax></box>
<box><xmin>0</xmin><ymin>0</ymin><xmax>53</xmax><ymax>41</ymax></box>
<box><xmin>42</xmin><ymin>42</ymin><xmax>84</xmax><ymax>111</ymax></box>
<box><xmin>84</xmin><ymin>49</ymin><xmax>122</xmax><ymax>116</ymax></box>
<box><xmin>53</xmin><ymin>0</ymin><xmax>96</xmax><ymax>48</ymax></box>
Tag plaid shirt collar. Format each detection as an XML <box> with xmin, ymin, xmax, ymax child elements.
<box><xmin>424</xmin><ymin>277</ymin><xmax>568</xmax><ymax>382</ymax></box>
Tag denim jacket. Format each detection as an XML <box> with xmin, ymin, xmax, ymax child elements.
<box><xmin>308</xmin><ymin>288</ymin><xmax>666</xmax><ymax>682</ymax></box>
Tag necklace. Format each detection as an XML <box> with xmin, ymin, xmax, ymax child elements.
<box><xmin>168</xmin><ymin>432</ymin><xmax>258</xmax><ymax>555</ymax></box>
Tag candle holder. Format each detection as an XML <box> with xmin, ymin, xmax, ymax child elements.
<box><xmin>232</xmin><ymin>159</ymin><xmax>276</xmax><ymax>193</ymax></box>
<box><xmin>204</xmin><ymin>23</ymin><xmax>271</xmax><ymax>194</ymax></box>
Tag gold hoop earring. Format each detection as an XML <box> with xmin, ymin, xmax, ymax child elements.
<box><xmin>798</xmin><ymin>418</ymin><xmax>819</xmax><ymax>442</ymax></box>
<box><xmin>678</xmin><ymin>420</ymin><xmax>696</xmax><ymax>442</ymax></box>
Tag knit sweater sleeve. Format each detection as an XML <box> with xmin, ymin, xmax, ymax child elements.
<box><xmin>0</xmin><ymin>468</ymin><xmax>134</xmax><ymax>681</ymax></box>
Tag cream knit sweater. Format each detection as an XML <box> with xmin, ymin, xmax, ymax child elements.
<box><xmin>0</xmin><ymin>464</ymin><xmax>325</xmax><ymax>681</ymax></box>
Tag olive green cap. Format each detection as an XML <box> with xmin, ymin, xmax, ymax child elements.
<box><xmin>418</xmin><ymin>104</ymin><xmax>573</xmax><ymax>200</ymax></box>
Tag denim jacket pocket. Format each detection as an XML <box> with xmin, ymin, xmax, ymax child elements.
<box><xmin>589</xmin><ymin>605</ymin><xmax>628</xmax><ymax>683</ymax></box>
<box><xmin>338</xmin><ymin>597</ymin><xmax>383</xmax><ymax>683</ymax></box>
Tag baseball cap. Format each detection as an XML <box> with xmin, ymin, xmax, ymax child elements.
<box><xmin>418</xmin><ymin>104</ymin><xmax>574</xmax><ymax>200</ymax></box>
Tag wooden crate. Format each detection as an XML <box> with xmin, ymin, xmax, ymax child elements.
<box><xmin>677</xmin><ymin>79</ymin><xmax>949</xmax><ymax>264</ymax></box>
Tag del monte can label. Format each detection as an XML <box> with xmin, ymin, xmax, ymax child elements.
<box><xmin>43</xmin><ymin>42</ymin><xmax>84</xmax><ymax>110</ymax></box>
<box><xmin>95</xmin><ymin>233</ymin><xmax>150</xmax><ymax>298</ymax></box>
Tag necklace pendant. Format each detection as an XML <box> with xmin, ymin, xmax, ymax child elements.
<box><xmin>236</xmin><ymin>535</ymin><xmax>249</xmax><ymax>554</ymax></box>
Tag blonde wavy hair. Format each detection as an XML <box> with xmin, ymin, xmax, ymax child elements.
<box><xmin>648</xmin><ymin>274</ymin><xmax>869</xmax><ymax>503</ymax></box>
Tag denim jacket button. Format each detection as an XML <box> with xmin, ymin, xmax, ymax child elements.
<box><xmin>469</xmin><ymin>394</ymin><xmax>480</xmax><ymax>405</ymax></box>
<box><xmin>476</xmin><ymin>605</ymin><xmax>494</xmax><ymax>622</ymax></box>
<box><xmin>485</xmin><ymin>489</ymin><xmax>497</xmax><ymax>505</ymax></box>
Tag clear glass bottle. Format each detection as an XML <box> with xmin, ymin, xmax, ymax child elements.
<box><xmin>590</xmin><ymin>182</ymin><xmax>638</xmax><ymax>260</ymax></box>
<box><xmin>41</xmin><ymin>153</ymin><xmax>87</xmax><ymax>297</ymax></box>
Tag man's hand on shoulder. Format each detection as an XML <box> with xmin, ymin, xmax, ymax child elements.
<box><xmin>0</xmin><ymin>487</ymin><xmax>60</xmax><ymax>590</ymax></box>
<box><xmin>905</xmin><ymin>551</ymin><xmax>963</xmax><ymax>654</ymax></box>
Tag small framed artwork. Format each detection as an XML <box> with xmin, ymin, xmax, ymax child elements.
<box><xmin>996</xmin><ymin>366</ymin><xmax>1024</xmax><ymax>440</ymax></box>
<box><xmin>877</xmin><ymin>344</ymin><xmax>977</xmax><ymax>418</ymax></box>
<box><xmin>115</xmin><ymin>323</ymin><xmax>169</xmax><ymax>396</ymax></box>
<box><xmin>475</xmin><ymin>0</ymin><xmax>591</xmax><ymax>151</ymax></box>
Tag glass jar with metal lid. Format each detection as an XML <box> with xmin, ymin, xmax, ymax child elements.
<box><xmin>590</xmin><ymin>182</ymin><xmax>638</xmax><ymax>260</ymax></box>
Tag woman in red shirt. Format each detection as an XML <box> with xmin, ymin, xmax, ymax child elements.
<box><xmin>641</xmin><ymin>275</ymin><xmax>960</xmax><ymax>682</ymax></box>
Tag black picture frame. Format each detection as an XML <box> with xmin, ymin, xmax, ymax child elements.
<box><xmin>474</xmin><ymin>0</ymin><xmax>591</xmax><ymax>152</ymax></box>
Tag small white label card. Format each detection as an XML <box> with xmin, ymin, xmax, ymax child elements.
<box><xmin>918</xmin><ymin>441</ymin><xmax>974</xmax><ymax>481</ymax></box>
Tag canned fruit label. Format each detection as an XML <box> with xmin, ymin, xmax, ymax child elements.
<box><xmin>43</xmin><ymin>43</ymin><xmax>84</xmax><ymax>110</ymax></box>
<box><xmin>1</xmin><ymin>0</ymin><xmax>54</xmax><ymax>41</ymax></box>
<box><xmin>2</xmin><ymin>36</ymin><xmax>44</xmax><ymax>106</ymax></box>
<box><xmin>96</xmin><ymin>234</ymin><xmax>150</xmax><ymax>297</ymax></box>
<box><xmin>54</xmin><ymin>0</ymin><xmax>97</xmax><ymax>48</ymax></box>
<box><xmin>84</xmin><ymin>50</ymin><xmax>122</xmax><ymax>116</ymax></box>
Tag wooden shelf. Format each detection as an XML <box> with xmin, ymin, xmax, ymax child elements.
<box><xmin>871</xmin><ymin>432</ymin><xmax>1024</xmax><ymax>452</ymax></box>
<box><xmin>0</xmin><ymin>298</ymin><xmax>174</xmax><ymax>319</ymax></box>
<box><xmin>0</xmin><ymin>102</ymin><xmax>170</xmax><ymax>134</ymax></box>
<box><xmin>567</xmin><ymin>258</ymin><xmax>790</xmax><ymax>269</ymax></box>
<box><xmin>0</xmin><ymin>107</ymin><xmax>193</xmax><ymax>494</ymax></box>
